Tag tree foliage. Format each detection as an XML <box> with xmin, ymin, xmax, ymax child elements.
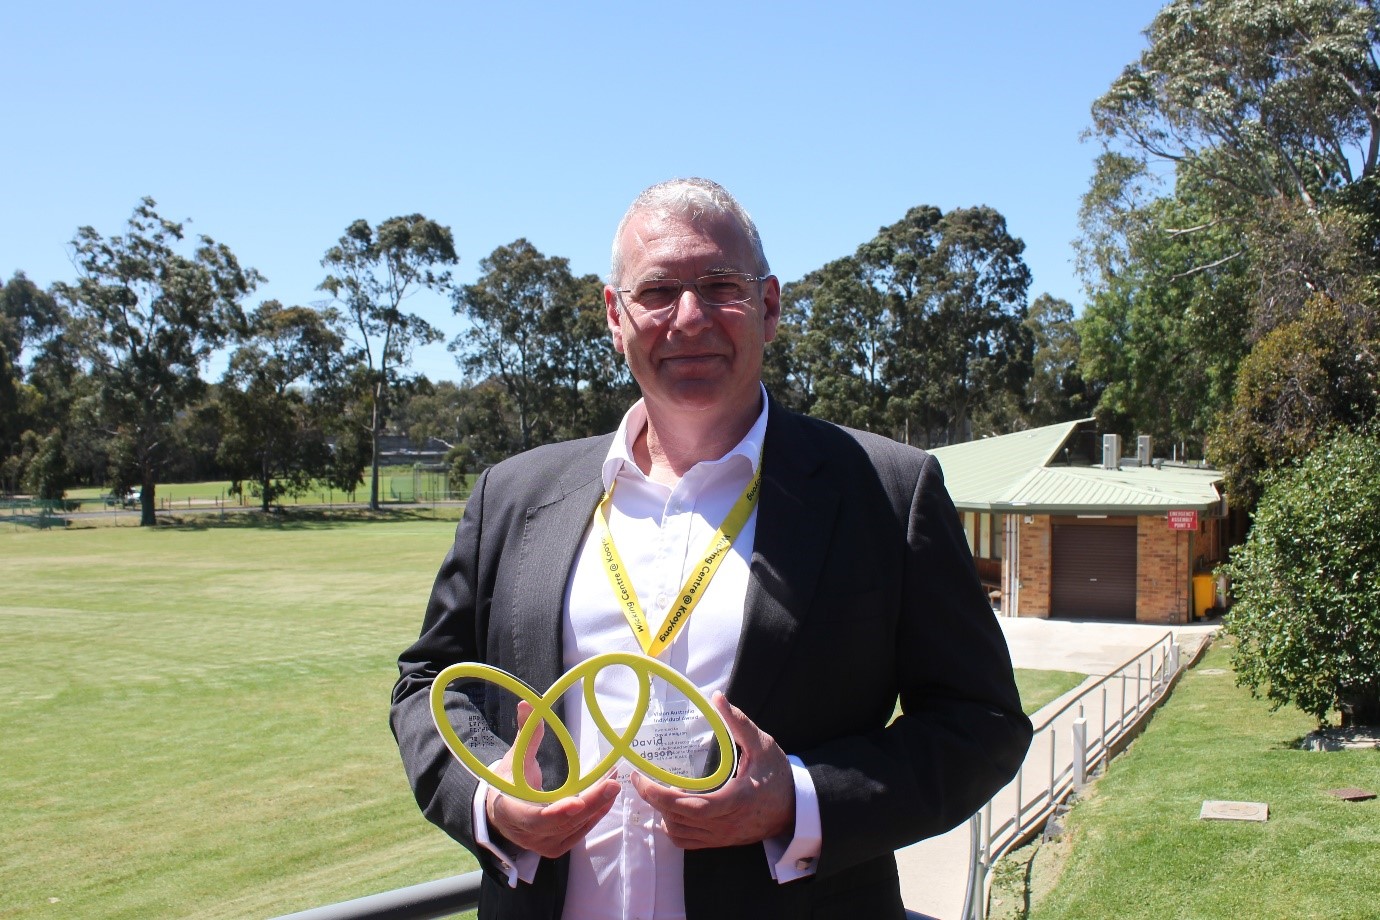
<box><xmin>217</xmin><ymin>301</ymin><xmax>350</xmax><ymax>511</ymax></box>
<box><xmin>450</xmin><ymin>239</ymin><xmax>631</xmax><ymax>451</ymax></box>
<box><xmin>1</xmin><ymin>273</ymin><xmax>71</xmax><ymax>490</ymax></box>
<box><xmin>779</xmin><ymin>256</ymin><xmax>891</xmax><ymax>431</ymax></box>
<box><xmin>1224</xmin><ymin>427</ymin><xmax>1380</xmax><ymax>726</ymax></box>
<box><xmin>320</xmin><ymin>214</ymin><xmax>456</xmax><ymax>510</ymax></box>
<box><xmin>54</xmin><ymin>198</ymin><xmax>260</xmax><ymax>524</ymax></box>
<box><xmin>1090</xmin><ymin>0</ymin><xmax>1380</xmax><ymax>214</ymax></box>
<box><xmin>1081</xmin><ymin>0</ymin><xmax>1380</xmax><ymax>479</ymax></box>
<box><xmin>1208</xmin><ymin>296</ymin><xmax>1379</xmax><ymax>506</ymax></box>
<box><xmin>1078</xmin><ymin>175</ymin><xmax>1253</xmax><ymax>452</ymax></box>
<box><xmin>778</xmin><ymin>205</ymin><xmax>1032</xmax><ymax>446</ymax></box>
<box><xmin>1018</xmin><ymin>294</ymin><xmax>1092</xmax><ymax>429</ymax></box>
<box><xmin>0</xmin><ymin>271</ymin><xmax>62</xmax><ymax>365</ymax></box>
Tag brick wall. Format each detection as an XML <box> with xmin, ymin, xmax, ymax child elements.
<box><xmin>1135</xmin><ymin>516</ymin><xmax>1191</xmax><ymax>623</ymax></box>
<box><xmin>1008</xmin><ymin>512</ymin><xmax>1198</xmax><ymax>622</ymax></box>
<box><xmin>1013</xmin><ymin>514</ymin><xmax>1052</xmax><ymax>618</ymax></box>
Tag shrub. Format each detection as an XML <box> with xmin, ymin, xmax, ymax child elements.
<box><xmin>1224</xmin><ymin>427</ymin><xmax>1380</xmax><ymax>726</ymax></box>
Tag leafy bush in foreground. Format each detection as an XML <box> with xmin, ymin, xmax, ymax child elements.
<box><xmin>1224</xmin><ymin>427</ymin><xmax>1380</xmax><ymax>726</ymax></box>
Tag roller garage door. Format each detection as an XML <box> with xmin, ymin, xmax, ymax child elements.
<box><xmin>1051</xmin><ymin>522</ymin><xmax>1137</xmax><ymax>620</ymax></box>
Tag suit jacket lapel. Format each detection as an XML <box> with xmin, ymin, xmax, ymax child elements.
<box><xmin>508</xmin><ymin>438</ymin><xmax>611</xmax><ymax>704</ymax></box>
<box><xmin>728</xmin><ymin>407</ymin><xmax>842</xmax><ymax>718</ymax></box>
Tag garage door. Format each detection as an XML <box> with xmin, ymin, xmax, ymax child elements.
<box><xmin>1051</xmin><ymin>523</ymin><xmax>1136</xmax><ymax>620</ymax></box>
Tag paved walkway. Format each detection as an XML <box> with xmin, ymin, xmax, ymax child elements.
<box><xmin>896</xmin><ymin>617</ymin><xmax>1221</xmax><ymax>920</ymax></box>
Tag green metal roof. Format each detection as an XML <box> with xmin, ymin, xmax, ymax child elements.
<box><xmin>930</xmin><ymin>419</ymin><xmax>1224</xmax><ymax>515</ymax></box>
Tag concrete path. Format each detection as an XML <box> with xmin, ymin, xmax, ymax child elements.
<box><xmin>895</xmin><ymin>617</ymin><xmax>1220</xmax><ymax>920</ymax></box>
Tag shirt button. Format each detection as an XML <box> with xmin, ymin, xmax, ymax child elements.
<box><xmin>655</xmin><ymin>593</ymin><xmax>669</xmax><ymax>609</ymax></box>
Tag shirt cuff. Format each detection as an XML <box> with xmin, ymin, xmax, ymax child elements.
<box><xmin>472</xmin><ymin>778</ymin><xmax>540</xmax><ymax>887</ymax></box>
<box><xmin>764</xmin><ymin>756</ymin><xmax>822</xmax><ymax>882</ymax></box>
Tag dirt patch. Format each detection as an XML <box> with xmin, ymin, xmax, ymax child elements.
<box><xmin>988</xmin><ymin>830</ymin><xmax>1075</xmax><ymax>920</ymax></box>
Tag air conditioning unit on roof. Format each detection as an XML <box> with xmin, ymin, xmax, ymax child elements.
<box><xmin>1102</xmin><ymin>434</ymin><xmax>1121</xmax><ymax>470</ymax></box>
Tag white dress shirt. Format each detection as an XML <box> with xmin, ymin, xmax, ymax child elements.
<box><xmin>473</xmin><ymin>390</ymin><xmax>821</xmax><ymax>920</ymax></box>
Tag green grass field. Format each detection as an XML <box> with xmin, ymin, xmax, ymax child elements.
<box><xmin>2</xmin><ymin>518</ymin><xmax>1080</xmax><ymax>919</ymax></box>
<box><xmin>1</xmin><ymin>516</ymin><xmax>475</xmax><ymax>919</ymax></box>
<box><xmin>1014</xmin><ymin>670</ymin><xmax>1085</xmax><ymax>717</ymax></box>
<box><xmin>1003</xmin><ymin>639</ymin><xmax>1380</xmax><ymax>920</ymax></box>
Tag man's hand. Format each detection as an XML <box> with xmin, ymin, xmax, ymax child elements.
<box><xmin>485</xmin><ymin>701</ymin><xmax>620</xmax><ymax>859</ymax></box>
<box><xmin>630</xmin><ymin>692</ymin><xmax>795</xmax><ymax>849</ymax></box>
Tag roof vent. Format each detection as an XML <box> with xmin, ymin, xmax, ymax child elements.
<box><xmin>1102</xmin><ymin>434</ymin><xmax>1122</xmax><ymax>470</ymax></box>
<box><xmin>1137</xmin><ymin>435</ymin><xmax>1153</xmax><ymax>467</ymax></box>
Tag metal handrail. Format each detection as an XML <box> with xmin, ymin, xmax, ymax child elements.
<box><xmin>270</xmin><ymin>871</ymin><xmax>481</xmax><ymax>920</ymax></box>
<box><xmin>961</xmin><ymin>630</ymin><xmax>1183</xmax><ymax>919</ymax></box>
<box><xmin>269</xmin><ymin>871</ymin><xmax>942</xmax><ymax>920</ymax></box>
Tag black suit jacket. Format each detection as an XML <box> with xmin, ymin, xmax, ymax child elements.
<box><xmin>390</xmin><ymin>403</ymin><xmax>1032</xmax><ymax>919</ymax></box>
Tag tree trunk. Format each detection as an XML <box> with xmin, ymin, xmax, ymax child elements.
<box><xmin>140</xmin><ymin>477</ymin><xmax>156</xmax><ymax>527</ymax></box>
<box><xmin>369</xmin><ymin>383</ymin><xmax>382</xmax><ymax>511</ymax></box>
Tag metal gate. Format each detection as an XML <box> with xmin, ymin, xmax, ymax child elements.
<box><xmin>1051</xmin><ymin>522</ymin><xmax>1136</xmax><ymax>619</ymax></box>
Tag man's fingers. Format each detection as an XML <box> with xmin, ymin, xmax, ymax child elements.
<box><xmin>629</xmin><ymin>694</ymin><xmax>795</xmax><ymax>847</ymax></box>
<box><xmin>711</xmin><ymin>691</ymin><xmax>761</xmax><ymax>766</ymax></box>
<box><xmin>490</xmin><ymin>777</ymin><xmax>620</xmax><ymax>859</ymax></box>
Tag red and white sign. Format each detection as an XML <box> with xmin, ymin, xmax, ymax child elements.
<box><xmin>1167</xmin><ymin>510</ymin><xmax>1198</xmax><ymax>531</ymax></box>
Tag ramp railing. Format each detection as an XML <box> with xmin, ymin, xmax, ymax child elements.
<box><xmin>960</xmin><ymin>630</ymin><xmax>1182</xmax><ymax>920</ymax></box>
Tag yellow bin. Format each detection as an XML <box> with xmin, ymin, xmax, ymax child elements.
<box><xmin>1192</xmin><ymin>573</ymin><xmax>1216</xmax><ymax>620</ymax></box>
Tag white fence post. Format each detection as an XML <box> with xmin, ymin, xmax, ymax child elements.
<box><xmin>1072</xmin><ymin>717</ymin><xmax>1088</xmax><ymax>789</ymax></box>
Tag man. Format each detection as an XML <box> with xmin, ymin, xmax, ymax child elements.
<box><xmin>391</xmin><ymin>178</ymin><xmax>1031</xmax><ymax>919</ymax></box>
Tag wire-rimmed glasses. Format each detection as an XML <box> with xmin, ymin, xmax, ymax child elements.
<box><xmin>615</xmin><ymin>273</ymin><xmax>769</xmax><ymax>322</ymax></box>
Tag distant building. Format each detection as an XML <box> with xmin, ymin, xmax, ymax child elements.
<box><xmin>930</xmin><ymin>419</ymin><xmax>1234</xmax><ymax>623</ymax></box>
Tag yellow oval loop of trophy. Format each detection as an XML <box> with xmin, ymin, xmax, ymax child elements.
<box><xmin>581</xmin><ymin>651</ymin><xmax>735</xmax><ymax>793</ymax></box>
<box><xmin>429</xmin><ymin>651</ymin><xmax>735</xmax><ymax>805</ymax></box>
<box><xmin>430</xmin><ymin>663</ymin><xmax>582</xmax><ymax>803</ymax></box>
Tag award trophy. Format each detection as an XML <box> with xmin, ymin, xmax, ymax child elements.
<box><xmin>430</xmin><ymin>651</ymin><xmax>736</xmax><ymax>804</ymax></box>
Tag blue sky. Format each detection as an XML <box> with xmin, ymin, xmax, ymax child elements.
<box><xmin>2</xmin><ymin>1</ymin><xmax>1163</xmax><ymax>382</ymax></box>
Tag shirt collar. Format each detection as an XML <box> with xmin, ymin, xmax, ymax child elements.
<box><xmin>601</xmin><ymin>383</ymin><xmax>769</xmax><ymax>490</ymax></box>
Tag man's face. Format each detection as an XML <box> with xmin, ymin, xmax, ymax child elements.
<box><xmin>604</xmin><ymin>210</ymin><xmax>781</xmax><ymax>419</ymax></box>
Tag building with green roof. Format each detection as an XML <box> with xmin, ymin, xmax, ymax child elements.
<box><xmin>930</xmin><ymin>419</ymin><xmax>1232</xmax><ymax>623</ymax></box>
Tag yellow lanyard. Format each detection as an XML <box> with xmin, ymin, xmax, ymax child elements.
<box><xmin>594</xmin><ymin>456</ymin><xmax>763</xmax><ymax>659</ymax></box>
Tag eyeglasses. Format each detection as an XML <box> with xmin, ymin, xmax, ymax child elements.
<box><xmin>616</xmin><ymin>273</ymin><xmax>768</xmax><ymax>321</ymax></box>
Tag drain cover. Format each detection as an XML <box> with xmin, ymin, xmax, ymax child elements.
<box><xmin>1200</xmin><ymin>800</ymin><xmax>1269</xmax><ymax>821</ymax></box>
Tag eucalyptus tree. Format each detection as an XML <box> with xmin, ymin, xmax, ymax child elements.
<box><xmin>1082</xmin><ymin>0</ymin><xmax>1380</xmax><ymax>485</ymax></box>
<box><xmin>1019</xmin><ymin>294</ymin><xmax>1090</xmax><ymax>429</ymax></box>
<box><xmin>1078</xmin><ymin>174</ymin><xmax>1253</xmax><ymax>454</ymax></box>
<box><xmin>783</xmin><ymin>258</ymin><xmax>892</xmax><ymax>432</ymax></box>
<box><xmin>319</xmin><ymin>214</ymin><xmax>456</xmax><ymax>510</ymax></box>
<box><xmin>1089</xmin><ymin>0</ymin><xmax>1380</xmax><ymax>222</ymax></box>
<box><xmin>54</xmin><ymin>198</ymin><xmax>260</xmax><ymax>525</ymax></box>
<box><xmin>1</xmin><ymin>272</ymin><xmax>66</xmax><ymax>481</ymax></box>
<box><xmin>451</xmin><ymin>239</ymin><xmax>629</xmax><ymax>452</ymax></box>
<box><xmin>217</xmin><ymin>301</ymin><xmax>350</xmax><ymax>511</ymax></box>
<box><xmin>0</xmin><ymin>271</ymin><xmax>62</xmax><ymax>365</ymax></box>
<box><xmin>1083</xmin><ymin>0</ymin><xmax>1380</xmax><ymax>333</ymax></box>
<box><xmin>854</xmin><ymin>205</ymin><xmax>1032</xmax><ymax>446</ymax></box>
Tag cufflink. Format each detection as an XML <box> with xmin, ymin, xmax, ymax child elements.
<box><xmin>794</xmin><ymin>857</ymin><xmax>815</xmax><ymax>871</ymax></box>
